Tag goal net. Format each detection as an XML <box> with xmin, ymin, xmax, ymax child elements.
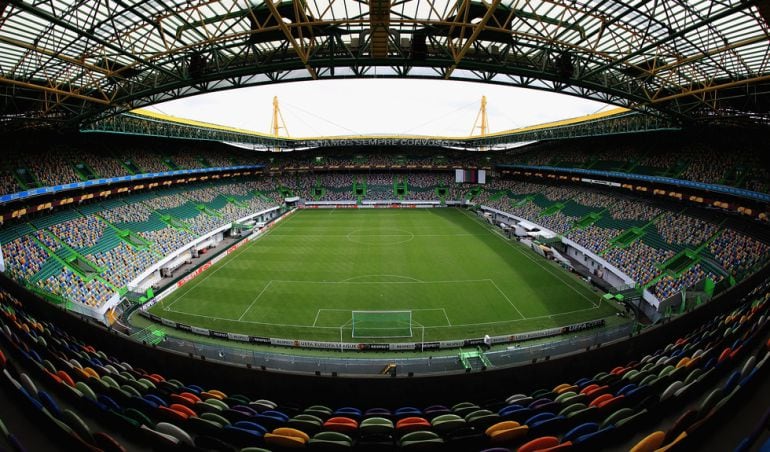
<box><xmin>351</xmin><ymin>310</ymin><xmax>413</xmax><ymax>338</ymax></box>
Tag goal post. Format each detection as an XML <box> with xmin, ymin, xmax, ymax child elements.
<box><xmin>351</xmin><ymin>310</ymin><xmax>413</xmax><ymax>338</ymax></box>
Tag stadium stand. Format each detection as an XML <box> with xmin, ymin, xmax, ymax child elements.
<box><xmin>1</xmin><ymin>273</ymin><xmax>767</xmax><ymax>450</ymax></box>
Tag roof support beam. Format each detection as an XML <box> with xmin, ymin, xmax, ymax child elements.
<box><xmin>6</xmin><ymin>0</ymin><xmax>181</xmax><ymax>81</ymax></box>
<box><xmin>0</xmin><ymin>77</ymin><xmax>111</xmax><ymax>105</ymax></box>
<box><xmin>583</xmin><ymin>0</ymin><xmax>758</xmax><ymax>80</ymax></box>
<box><xmin>445</xmin><ymin>0</ymin><xmax>503</xmax><ymax>79</ymax></box>
<box><xmin>651</xmin><ymin>73</ymin><xmax>770</xmax><ymax>105</ymax></box>
<box><xmin>262</xmin><ymin>0</ymin><xmax>318</xmax><ymax>79</ymax></box>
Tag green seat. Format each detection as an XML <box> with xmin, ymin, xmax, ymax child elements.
<box><xmin>558</xmin><ymin>403</ymin><xmax>586</xmax><ymax>417</ymax></box>
<box><xmin>565</xmin><ymin>406</ymin><xmax>597</xmax><ymax>422</ymax></box>
<box><xmin>615</xmin><ymin>408</ymin><xmax>648</xmax><ymax>429</ymax></box>
<box><xmin>431</xmin><ymin>414</ymin><xmax>466</xmax><ymax>433</ymax></box>
<box><xmin>465</xmin><ymin>409</ymin><xmax>499</xmax><ymax>429</ymax></box>
<box><xmin>360</xmin><ymin>417</ymin><xmax>394</xmax><ymax>435</ymax></box>
<box><xmin>61</xmin><ymin>409</ymin><xmax>94</xmax><ymax>444</ymax></box>
<box><xmin>555</xmin><ymin>391</ymin><xmax>577</xmax><ymax>404</ymax></box>
<box><xmin>451</xmin><ymin>402</ymin><xmax>479</xmax><ymax>417</ymax></box>
<box><xmin>698</xmin><ymin>388</ymin><xmax>723</xmax><ymax>415</ymax></box>
<box><xmin>601</xmin><ymin>407</ymin><xmax>634</xmax><ymax>428</ymax></box>
<box><xmin>288</xmin><ymin>414</ymin><xmax>323</xmax><ymax>434</ymax></box>
<box><xmin>124</xmin><ymin>408</ymin><xmax>154</xmax><ymax>427</ymax></box>
<box><xmin>204</xmin><ymin>397</ymin><xmax>229</xmax><ymax>410</ymax></box>
<box><xmin>560</xmin><ymin>393</ymin><xmax>588</xmax><ymax>406</ymax></box>
<box><xmin>187</xmin><ymin>416</ymin><xmax>223</xmax><ymax>436</ymax></box>
<box><xmin>305</xmin><ymin>405</ymin><xmax>333</xmax><ymax>419</ymax></box>
<box><xmin>74</xmin><ymin>381</ymin><xmax>97</xmax><ymax>402</ymax></box>
<box><xmin>194</xmin><ymin>401</ymin><xmax>222</xmax><ymax>414</ymax></box>
<box><xmin>399</xmin><ymin>430</ymin><xmax>444</xmax><ymax>449</ymax></box>
<box><xmin>200</xmin><ymin>412</ymin><xmax>231</xmax><ymax>426</ymax></box>
<box><xmin>308</xmin><ymin>431</ymin><xmax>353</xmax><ymax>449</ymax></box>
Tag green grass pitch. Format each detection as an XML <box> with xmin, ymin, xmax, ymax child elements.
<box><xmin>149</xmin><ymin>208</ymin><xmax>621</xmax><ymax>342</ymax></box>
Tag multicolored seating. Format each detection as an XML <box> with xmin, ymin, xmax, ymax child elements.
<box><xmin>0</xmin><ymin>281</ymin><xmax>768</xmax><ymax>451</ymax></box>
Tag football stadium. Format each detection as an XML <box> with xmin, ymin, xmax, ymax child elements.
<box><xmin>1</xmin><ymin>1</ymin><xmax>770</xmax><ymax>451</ymax></box>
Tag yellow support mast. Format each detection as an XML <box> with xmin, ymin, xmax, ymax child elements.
<box><xmin>270</xmin><ymin>96</ymin><xmax>290</xmax><ymax>151</ymax></box>
<box><xmin>470</xmin><ymin>95</ymin><xmax>489</xmax><ymax>151</ymax></box>
<box><xmin>470</xmin><ymin>95</ymin><xmax>489</xmax><ymax>137</ymax></box>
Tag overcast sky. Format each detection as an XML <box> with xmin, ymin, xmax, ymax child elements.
<box><xmin>148</xmin><ymin>79</ymin><xmax>614</xmax><ymax>137</ymax></box>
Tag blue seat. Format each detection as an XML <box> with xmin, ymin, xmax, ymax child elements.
<box><xmin>498</xmin><ymin>404</ymin><xmax>523</xmax><ymax>417</ymax></box>
<box><xmin>562</xmin><ymin>422</ymin><xmax>599</xmax><ymax>443</ymax></box>
<box><xmin>524</xmin><ymin>412</ymin><xmax>555</xmax><ymax>426</ymax></box>
<box><xmin>335</xmin><ymin>407</ymin><xmax>362</xmax><ymax>418</ymax></box>
<box><xmin>528</xmin><ymin>415</ymin><xmax>567</xmax><ymax>437</ymax></box>
<box><xmin>723</xmin><ymin>370</ymin><xmax>742</xmax><ymax>393</ymax></box>
<box><xmin>38</xmin><ymin>390</ymin><xmax>63</xmax><ymax>418</ymax></box>
<box><xmin>574</xmin><ymin>425</ymin><xmax>616</xmax><ymax>448</ymax></box>
<box><xmin>143</xmin><ymin>394</ymin><xmax>167</xmax><ymax>407</ymax></box>
<box><xmin>395</xmin><ymin>407</ymin><xmax>422</xmax><ymax>418</ymax></box>
<box><xmin>616</xmin><ymin>384</ymin><xmax>637</xmax><ymax>396</ymax></box>
<box><xmin>233</xmin><ymin>421</ymin><xmax>267</xmax><ymax>434</ymax></box>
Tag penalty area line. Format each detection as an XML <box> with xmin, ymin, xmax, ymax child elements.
<box><xmin>238</xmin><ymin>280</ymin><xmax>273</xmax><ymax>321</ymax></box>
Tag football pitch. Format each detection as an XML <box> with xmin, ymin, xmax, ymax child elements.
<box><xmin>149</xmin><ymin>208</ymin><xmax>621</xmax><ymax>342</ymax></box>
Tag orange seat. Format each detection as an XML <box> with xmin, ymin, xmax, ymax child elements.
<box><xmin>265</xmin><ymin>433</ymin><xmax>306</xmax><ymax>448</ymax></box>
<box><xmin>489</xmin><ymin>425</ymin><xmax>529</xmax><ymax>444</ymax></box>
<box><xmin>207</xmin><ymin>389</ymin><xmax>227</xmax><ymax>399</ymax></box>
<box><xmin>630</xmin><ymin>431</ymin><xmax>665</xmax><ymax>452</ymax></box>
<box><xmin>485</xmin><ymin>421</ymin><xmax>520</xmax><ymax>436</ymax></box>
<box><xmin>265</xmin><ymin>427</ymin><xmax>310</xmax><ymax>447</ymax></box>
<box><xmin>83</xmin><ymin>367</ymin><xmax>100</xmax><ymax>379</ymax></box>
<box><xmin>200</xmin><ymin>391</ymin><xmax>224</xmax><ymax>401</ymax></box>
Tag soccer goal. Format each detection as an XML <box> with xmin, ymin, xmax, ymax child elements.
<box><xmin>351</xmin><ymin>310</ymin><xmax>413</xmax><ymax>338</ymax></box>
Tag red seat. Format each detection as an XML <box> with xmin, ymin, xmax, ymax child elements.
<box><xmin>323</xmin><ymin>416</ymin><xmax>359</xmax><ymax>433</ymax></box>
<box><xmin>396</xmin><ymin>417</ymin><xmax>431</xmax><ymax>433</ymax></box>
<box><xmin>588</xmin><ymin>394</ymin><xmax>613</xmax><ymax>408</ymax></box>
<box><xmin>518</xmin><ymin>436</ymin><xmax>560</xmax><ymax>452</ymax></box>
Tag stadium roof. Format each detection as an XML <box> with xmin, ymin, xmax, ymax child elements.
<box><xmin>1</xmin><ymin>0</ymin><xmax>770</xmax><ymax>129</ymax></box>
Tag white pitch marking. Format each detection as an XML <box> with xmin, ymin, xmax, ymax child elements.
<box><xmin>237</xmin><ymin>280</ymin><xmax>273</xmax><ymax>321</ymax></box>
<box><xmin>487</xmin><ymin>279</ymin><xmax>526</xmax><ymax>320</ymax></box>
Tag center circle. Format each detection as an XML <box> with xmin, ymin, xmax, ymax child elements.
<box><xmin>346</xmin><ymin>228</ymin><xmax>415</xmax><ymax>245</ymax></box>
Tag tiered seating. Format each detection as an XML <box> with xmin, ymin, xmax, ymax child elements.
<box><xmin>0</xmin><ymin>170</ymin><xmax>20</xmax><ymax>195</ymax></box>
<box><xmin>654</xmin><ymin>212</ymin><xmax>718</xmax><ymax>250</ymax></box>
<box><xmin>651</xmin><ymin>264</ymin><xmax>718</xmax><ymax>301</ymax></box>
<box><xmin>37</xmin><ymin>267</ymin><xmax>114</xmax><ymax>308</ymax></box>
<box><xmin>90</xmin><ymin>243</ymin><xmax>157</xmax><ymax>289</ymax></box>
<box><xmin>24</xmin><ymin>147</ymin><xmax>80</xmax><ymax>188</ymax></box>
<box><xmin>1</xmin><ymin>277</ymin><xmax>768</xmax><ymax>451</ymax></box>
<box><xmin>709</xmin><ymin>229</ymin><xmax>770</xmax><ymax>280</ymax></box>
<box><xmin>126</xmin><ymin>150</ymin><xmax>169</xmax><ymax>173</ymax></box>
<box><xmin>3</xmin><ymin>236</ymin><xmax>49</xmax><ymax>282</ymax></box>
<box><xmin>602</xmin><ymin>242</ymin><xmax>670</xmax><ymax>286</ymax></box>
<box><xmin>49</xmin><ymin>216</ymin><xmax>106</xmax><ymax>250</ymax></box>
<box><xmin>567</xmin><ymin>225</ymin><xmax>616</xmax><ymax>254</ymax></box>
